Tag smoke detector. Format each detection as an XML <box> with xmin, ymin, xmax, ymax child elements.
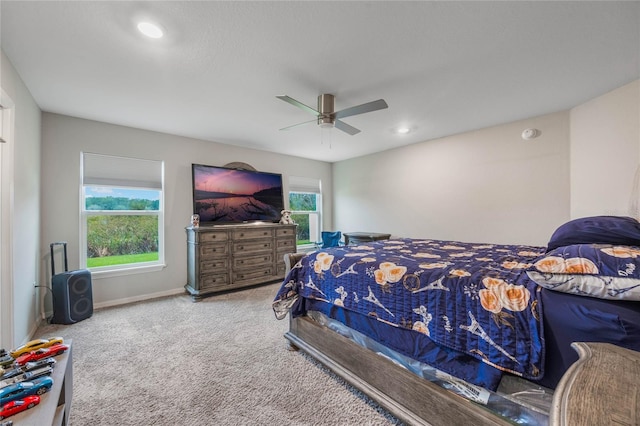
<box><xmin>521</xmin><ymin>128</ymin><xmax>541</xmax><ymax>140</ymax></box>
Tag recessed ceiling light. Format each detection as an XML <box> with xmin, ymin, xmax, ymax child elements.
<box><xmin>137</xmin><ymin>22</ymin><xmax>164</xmax><ymax>39</ymax></box>
<box><xmin>396</xmin><ymin>127</ymin><xmax>411</xmax><ymax>134</ymax></box>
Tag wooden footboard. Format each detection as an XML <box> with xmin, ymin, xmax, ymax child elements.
<box><xmin>551</xmin><ymin>342</ymin><xmax>640</xmax><ymax>426</ymax></box>
<box><xmin>286</xmin><ymin>316</ymin><xmax>640</xmax><ymax>426</ymax></box>
<box><xmin>285</xmin><ymin>315</ymin><xmax>511</xmax><ymax>426</ymax></box>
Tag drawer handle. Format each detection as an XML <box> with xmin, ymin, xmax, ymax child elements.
<box><xmin>263</xmin><ymin>244</ymin><xmax>268</xmax><ymax>248</ymax></box>
<box><xmin>240</xmin><ymin>233</ymin><xmax>244</xmax><ymax>237</ymax></box>
<box><xmin>264</xmin><ymin>232</ymin><xmax>268</xmax><ymax>235</ymax></box>
<box><xmin>239</xmin><ymin>246</ymin><xmax>244</xmax><ymax>250</ymax></box>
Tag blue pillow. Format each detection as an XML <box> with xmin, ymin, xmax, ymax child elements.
<box><xmin>546</xmin><ymin>216</ymin><xmax>640</xmax><ymax>251</ymax></box>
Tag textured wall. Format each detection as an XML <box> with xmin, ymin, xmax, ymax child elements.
<box><xmin>570</xmin><ymin>80</ymin><xmax>640</xmax><ymax>219</ymax></box>
<box><xmin>40</xmin><ymin>113</ymin><xmax>332</xmax><ymax>307</ymax></box>
<box><xmin>1</xmin><ymin>50</ymin><xmax>42</xmax><ymax>347</ymax></box>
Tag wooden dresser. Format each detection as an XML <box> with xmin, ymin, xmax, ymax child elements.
<box><xmin>185</xmin><ymin>223</ymin><xmax>296</xmax><ymax>300</ymax></box>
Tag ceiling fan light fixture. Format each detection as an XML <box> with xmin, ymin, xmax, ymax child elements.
<box><xmin>317</xmin><ymin>115</ymin><xmax>334</xmax><ymax>128</ymax></box>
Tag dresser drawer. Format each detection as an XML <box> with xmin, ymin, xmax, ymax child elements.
<box><xmin>198</xmin><ymin>231</ymin><xmax>228</xmax><ymax>243</ymax></box>
<box><xmin>199</xmin><ymin>273</ymin><xmax>229</xmax><ymax>289</ymax></box>
<box><xmin>233</xmin><ymin>228</ymin><xmax>274</xmax><ymax>240</ymax></box>
<box><xmin>233</xmin><ymin>267</ymin><xmax>273</xmax><ymax>282</ymax></box>
<box><xmin>200</xmin><ymin>258</ymin><xmax>229</xmax><ymax>274</ymax></box>
<box><xmin>233</xmin><ymin>240</ymin><xmax>272</xmax><ymax>254</ymax></box>
<box><xmin>276</xmin><ymin>238</ymin><xmax>296</xmax><ymax>251</ymax></box>
<box><xmin>199</xmin><ymin>243</ymin><xmax>229</xmax><ymax>258</ymax></box>
<box><xmin>276</xmin><ymin>227</ymin><xmax>296</xmax><ymax>238</ymax></box>
<box><xmin>233</xmin><ymin>253</ymin><xmax>273</xmax><ymax>270</ymax></box>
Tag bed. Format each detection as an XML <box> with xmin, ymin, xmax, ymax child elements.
<box><xmin>272</xmin><ymin>216</ymin><xmax>640</xmax><ymax>425</ymax></box>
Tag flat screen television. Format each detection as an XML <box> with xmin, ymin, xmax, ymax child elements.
<box><xmin>191</xmin><ymin>163</ymin><xmax>285</xmax><ymax>224</ymax></box>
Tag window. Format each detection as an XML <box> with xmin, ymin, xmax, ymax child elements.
<box><xmin>81</xmin><ymin>153</ymin><xmax>164</xmax><ymax>275</ymax></box>
<box><xmin>288</xmin><ymin>176</ymin><xmax>321</xmax><ymax>247</ymax></box>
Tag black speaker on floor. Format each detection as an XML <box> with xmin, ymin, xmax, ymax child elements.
<box><xmin>50</xmin><ymin>242</ymin><xmax>93</xmax><ymax>325</ymax></box>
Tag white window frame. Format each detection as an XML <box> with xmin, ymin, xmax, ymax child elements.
<box><xmin>80</xmin><ymin>153</ymin><xmax>165</xmax><ymax>278</ymax></box>
<box><xmin>288</xmin><ymin>176</ymin><xmax>322</xmax><ymax>249</ymax></box>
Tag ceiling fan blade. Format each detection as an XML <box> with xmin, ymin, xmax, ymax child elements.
<box><xmin>334</xmin><ymin>99</ymin><xmax>388</xmax><ymax>120</ymax></box>
<box><xmin>279</xmin><ymin>119</ymin><xmax>317</xmax><ymax>131</ymax></box>
<box><xmin>334</xmin><ymin>119</ymin><xmax>361</xmax><ymax>135</ymax></box>
<box><xmin>276</xmin><ymin>95</ymin><xmax>319</xmax><ymax>116</ymax></box>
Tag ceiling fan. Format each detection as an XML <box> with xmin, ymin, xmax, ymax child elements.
<box><xmin>277</xmin><ymin>94</ymin><xmax>388</xmax><ymax>135</ymax></box>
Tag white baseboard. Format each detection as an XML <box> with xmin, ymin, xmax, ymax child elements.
<box><xmin>25</xmin><ymin>317</ymin><xmax>43</xmax><ymax>344</ymax></box>
<box><xmin>93</xmin><ymin>287</ymin><xmax>186</xmax><ymax>310</ymax></box>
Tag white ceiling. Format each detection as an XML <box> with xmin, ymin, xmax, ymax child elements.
<box><xmin>1</xmin><ymin>1</ymin><xmax>639</xmax><ymax>162</ymax></box>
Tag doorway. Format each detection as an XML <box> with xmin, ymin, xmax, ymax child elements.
<box><xmin>0</xmin><ymin>88</ymin><xmax>15</xmax><ymax>349</ymax></box>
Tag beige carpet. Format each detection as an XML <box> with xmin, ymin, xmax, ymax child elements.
<box><xmin>34</xmin><ymin>283</ymin><xmax>402</xmax><ymax>425</ymax></box>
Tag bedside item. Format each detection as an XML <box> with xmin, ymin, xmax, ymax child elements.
<box><xmin>343</xmin><ymin>232</ymin><xmax>391</xmax><ymax>245</ymax></box>
<box><xmin>190</xmin><ymin>214</ymin><xmax>200</xmax><ymax>228</ymax></box>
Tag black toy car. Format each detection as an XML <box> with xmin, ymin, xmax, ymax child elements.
<box><xmin>0</xmin><ymin>356</ymin><xmax>12</xmax><ymax>369</ymax></box>
<box><xmin>0</xmin><ymin>357</ymin><xmax>56</xmax><ymax>381</ymax></box>
<box><xmin>0</xmin><ymin>366</ymin><xmax>53</xmax><ymax>389</ymax></box>
<box><xmin>0</xmin><ymin>358</ymin><xmax>56</xmax><ymax>381</ymax></box>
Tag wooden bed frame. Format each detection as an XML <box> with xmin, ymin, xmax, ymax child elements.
<box><xmin>282</xmin><ymin>253</ymin><xmax>640</xmax><ymax>426</ymax></box>
<box><xmin>285</xmin><ymin>316</ymin><xmax>640</xmax><ymax>426</ymax></box>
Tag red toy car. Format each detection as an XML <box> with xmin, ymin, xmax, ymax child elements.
<box><xmin>9</xmin><ymin>337</ymin><xmax>63</xmax><ymax>359</ymax></box>
<box><xmin>14</xmin><ymin>344</ymin><xmax>69</xmax><ymax>366</ymax></box>
<box><xmin>0</xmin><ymin>395</ymin><xmax>40</xmax><ymax>420</ymax></box>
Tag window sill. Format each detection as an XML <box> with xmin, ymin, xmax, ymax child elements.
<box><xmin>89</xmin><ymin>263</ymin><xmax>166</xmax><ymax>279</ymax></box>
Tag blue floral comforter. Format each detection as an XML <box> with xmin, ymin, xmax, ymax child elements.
<box><xmin>273</xmin><ymin>238</ymin><xmax>546</xmax><ymax>380</ymax></box>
